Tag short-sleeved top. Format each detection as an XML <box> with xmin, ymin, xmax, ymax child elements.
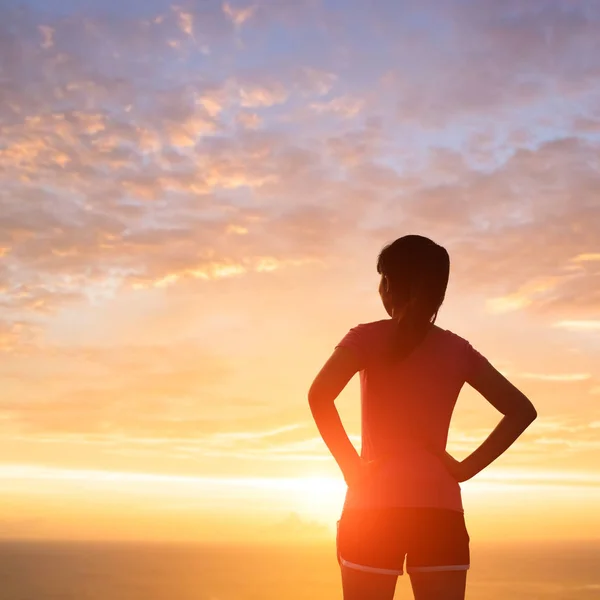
<box><xmin>335</xmin><ymin>319</ymin><xmax>490</xmax><ymax>513</ymax></box>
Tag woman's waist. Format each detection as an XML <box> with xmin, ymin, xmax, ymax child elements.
<box><xmin>362</xmin><ymin>444</ymin><xmax>445</xmax><ymax>464</ymax></box>
<box><xmin>344</xmin><ymin>485</ymin><xmax>464</xmax><ymax>512</ymax></box>
<box><xmin>366</xmin><ymin>450</ymin><xmax>454</xmax><ymax>481</ymax></box>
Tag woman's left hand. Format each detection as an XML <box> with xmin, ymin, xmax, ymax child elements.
<box><xmin>343</xmin><ymin>456</ymin><xmax>387</xmax><ymax>488</ymax></box>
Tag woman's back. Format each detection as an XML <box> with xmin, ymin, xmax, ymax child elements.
<box><xmin>336</xmin><ymin>320</ymin><xmax>488</xmax><ymax>512</ymax></box>
<box><xmin>309</xmin><ymin>235</ymin><xmax>537</xmax><ymax>600</ymax></box>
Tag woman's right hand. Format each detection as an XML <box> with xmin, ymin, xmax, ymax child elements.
<box><xmin>437</xmin><ymin>450</ymin><xmax>473</xmax><ymax>482</ymax></box>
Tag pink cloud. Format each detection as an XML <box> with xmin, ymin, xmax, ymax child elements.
<box><xmin>1</xmin><ymin>0</ymin><xmax>600</xmax><ymax>408</ymax></box>
<box><xmin>236</xmin><ymin>111</ymin><xmax>262</xmax><ymax>130</ymax></box>
<box><xmin>222</xmin><ymin>2</ymin><xmax>257</xmax><ymax>28</ymax></box>
<box><xmin>310</xmin><ymin>95</ymin><xmax>365</xmax><ymax>118</ymax></box>
<box><xmin>238</xmin><ymin>81</ymin><xmax>289</xmax><ymax>107</ymax></box>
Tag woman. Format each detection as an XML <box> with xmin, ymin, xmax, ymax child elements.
<box><xmin>308</xmin><ymin>235</ymin><xmax>537</xmax><ymax>600</ymax></box>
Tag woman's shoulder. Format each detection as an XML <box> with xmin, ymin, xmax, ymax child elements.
<box><xmin>349</xmin><ymin>321</ymin><xmax>470</xmax><ymax>345</ymax></box>
<box><xmin>435</xmin><ymin>327</ymin><xmax>489</xmax><ymax>370</ymax></box>
<box><xmin>437</xmin><ymin>326</ymin><xmax>474</xmax><ymax>347</ymax></box>
<box><xmin>345</xmin><ymin>321</ymin><xmax>480</xmax><ymax>352</ymax></box>
<box><xmin>351</xmin><ymin>319</ymin><xmax>395</xmax><ymax>335</ymax></box>
<box><xmin>361</xmin><ymin>318</ymin><xmax>395</xmax><ymax>328</ymax></box>
<box><xmin>337</xmin><ymin>319</ymin><xmax>394</xmax><ymax>347</ymax></box>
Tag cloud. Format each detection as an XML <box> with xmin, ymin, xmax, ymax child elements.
<box><xmin>517</xmin><ymin>417</ymin><xmax>600</xmax><ymax>464</ymax></box>
<box><xmin>516</xmin><ymin>373</ymin><xmax>592</xmax><ymax>382</ymax></box>
<box><xmin>222</xmin><ymin>2</ymin><xmax>256</xmax><ymax>28</ymax></box>
<box><xmin>310</xmin><ymin>96</ymin><xmax>365</xmax><ymax>118</ymax></box>
<box><xmin>236</xmin><ymin>111</ymin><xmax>262</xmax><ymax>129</ymax></box>
<box><xmin>0</xmin><ymin>321</ymin><xmax>39</xmax><ymax>353</ymax></box>
<box><xmin>571</xmin><ymin>253</ymin><xmax>600</xmax><ymax>263</ymax></box>
<box><xmin>239</xmin><ymin>82</ymin><xmax>289</xmax><ymax>107</ymax></box>
<box><xmin>485</xmin><ymin>277</ymin><xmax>561</xmax><ymax>314</ymax></box>
<box><xmin>299</xmin><ymin>67</ymin><xmax>337</xmax><ymax>96</ymax></box>
<box><xmin>174</xmin><ymin>7</ymin><xmax>194</xmax><ymax>37</ymax></box>
<box><xmin>207</xmin><ymin>424</ymin><xmax>305</xmax><ymax>444</ymax></box>
<box><xmin>415</xmin><ymin>138</ymin><xmax>600</xmax><ymax>320</ymax></box>
<box><xmin>37</xmin><ymin>25</ymin><xmax>54</xmax><ymax>50</ymax></box>
<box><xmin>2</xmin><ymin>0</ymin><xmax>600</xmax><ymax>472</ymax></box>
<box><xmin>534</xmin><ymin>437</ymin><xmax>600</xmax><ymax>450</ymax></box>
<box><xmin>554</xmin><ymin>321</ymin><xmax>600</xmax><ymax>331</ymax></box>
<box><xmin>325</xmin><ymin>119</ymin><xmax>385</xmax><ymax>167</ymax></box>
<box><xmin>3</xmin><ymin>1</ymin><xmax>599</xmax><ymax>342</ymax></box>
<box><xmin>378</xmin><ymin>1</ymin><xmax>600</xmax><ymax>130</ymax></box>
<box><xmin>0</xmin><ymin>82</ymin><xmax>350</xmax><ymax>338</ymax></box>
<box><xmin>447</xmin><ymin>414</ymin><xmax>600</xmax><ymax>472</ymax></box>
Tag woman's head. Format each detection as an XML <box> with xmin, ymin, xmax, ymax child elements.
<box><xmin>377</xmin><ymin>235</ymin><xmax>450</xmax><ymax>326</ymax></box>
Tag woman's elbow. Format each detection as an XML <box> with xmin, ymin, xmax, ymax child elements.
<box><xmin>526</xmin><ymin>405</ymin><xmax>538</xmax><ymax>423</ymax></box>
<box><xmin>519</xmin><ymin>401</ymin><xmax>537</xmax><ymax>425</ymax></box>
<box><xmin>308</xmin><ymin>384</ymin><xmax>332</xmax><ymax>409</ymax></box>
<box><xmin>308</xmin><ymin>387</ymin><xmax>323</xmax><ymax>408</ymax></box>
<box><xmin>505</xmin><ymin>397</ymin><xmax>537</xmax><ymax>426</ymax></box>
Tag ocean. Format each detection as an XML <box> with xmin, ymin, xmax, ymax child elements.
<box><xmin>0</xmin><ymin>539</ymin><xmax>598</xmax><ymax>599</ymax></box>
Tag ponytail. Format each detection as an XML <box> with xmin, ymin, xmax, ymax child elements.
<box><xmin>377</xmin><ymin>235</ymin><xmax>449</xmax><ymax>362</ymax></box>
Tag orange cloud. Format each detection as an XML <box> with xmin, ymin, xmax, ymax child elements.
<box><xmin>239</xmin><ymin>82</ymin><xmax>289</xmax><ymax>107</ymax></box>
<box><xmin>174</xmin><ymin>7</ymin><xmax>194</xmax><ymax>37</ymax></box>
<box><xmin>2</xmin><ymin>0</ymin><xmax>600</xmax><ymax>504</ymax></box>
<box><xmin>486</xmin><ymin>277</ymin><xmax>561</xmax><ymax>314</ymax></box>
<box><xmin>554</xmin><ymin>321</ymin><xmax>600</xmax><ymax>331</ymax></box>
<box><xmin>571</xmin><ymin>253</ymin><xmax>600</xmax><ymax>263</ymax></box>
<box><xmin>166</xmin><ymin>115</ymin><xmax>219</xmax><ymax>147</ymax></box>
<box><xmin>517</xmin><ymin>373</ymin><xmax>592</xmax><ymax>382</ymax></box>
<box><xmin>129</xmin><ymin>256</ymin><xmax>310</xmax><ymax>289</ymax></box>
<box><xmin>0</xmin><ymin>321</ymin><xmax>38</xmax><ymax>353</ymax></box>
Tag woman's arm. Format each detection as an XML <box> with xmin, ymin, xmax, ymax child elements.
<box><xmin>308</xmin><ymin>347</ymin><xmax>371</xmax><ymax>486</ymax></box>
<box><xmin>441</xmin><ymin>362</ymin><xmax>538</xmax><ymax>482</ymax></box>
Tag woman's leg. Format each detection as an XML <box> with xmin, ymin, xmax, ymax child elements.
<box><xmin>409</xmin><ymin>570</ymin><xmax>467</xmax><ymax>600</ymax></box>
<box><xmin>341</xmin><ymin>564</ymin><xmax>398</xmax><ymax>600</ymax></box>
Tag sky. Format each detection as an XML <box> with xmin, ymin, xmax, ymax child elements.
<box><xmin>1</xmin><ymin>0</ymin><xmax>599</xmax><ymax>544</ymax></box>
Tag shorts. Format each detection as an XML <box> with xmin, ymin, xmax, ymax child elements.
<box><xmin>336</xmin><ymin>506</ymin><xmax>470</xmax><ymax>576</ymax></box>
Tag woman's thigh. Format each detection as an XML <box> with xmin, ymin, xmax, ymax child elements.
<box><xmin>409</xmin><ymin>570</ymin><xmax>467</xmax><ymax>600</ymax></box>
<box><xmin>341</xmin><ymin>564</ymin><xmax>398</xmax><ymax>600</ymax></box>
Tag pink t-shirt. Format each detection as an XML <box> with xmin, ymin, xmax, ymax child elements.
<box><xmin>336</xmin><ymin>319</ymin><xmax>489</xmax><ymax>513</ymax></box>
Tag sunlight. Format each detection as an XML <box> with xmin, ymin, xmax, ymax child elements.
<box><xmin>3</xmin><ymin>464</ymin><xmax>600</xmax><ymax>541</ymax></box>
<box><xmin>290</xmin><ymin>476</ymin><xmax>347</xmax><ymax>521</ymax></box>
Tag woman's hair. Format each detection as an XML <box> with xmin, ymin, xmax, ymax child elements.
<box><xmin>377</xmin><ymin>235</ymin><xmax>450</xmax><ymax>360</ymax></box>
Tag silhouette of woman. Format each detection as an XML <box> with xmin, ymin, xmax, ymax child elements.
<box><xmin>308</xmin><ymin>235</ymin><xmax>537</xmax><ymax>600</ymax></box>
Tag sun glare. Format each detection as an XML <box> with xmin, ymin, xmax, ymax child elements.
<box><xmin>292</xmin><ymin>476</ymin><xmax>347</xmax><ymax>519</ymax></box>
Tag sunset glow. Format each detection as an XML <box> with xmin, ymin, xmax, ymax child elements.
<box><xmin>1</xmin><ymin>0</ymin><xmax>599</xmax><ymax>547</ymax></box>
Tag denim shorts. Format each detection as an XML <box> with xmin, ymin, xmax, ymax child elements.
<box><xmin>336</xmin><ymin>506</ymin><xmax>470</xmax><ymax>576</ymax></box>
